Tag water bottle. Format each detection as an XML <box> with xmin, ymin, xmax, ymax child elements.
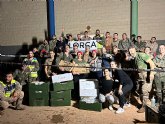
<box><xmin>151</xmin><ymin>96</ymin><xmax>156</xmax><ymax>108</ymax></box>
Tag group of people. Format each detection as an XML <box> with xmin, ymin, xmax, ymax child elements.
<box><xmin>0</xmin><ymin>29</ymin><xmax>165</xmax><ymax>115</ymax></box>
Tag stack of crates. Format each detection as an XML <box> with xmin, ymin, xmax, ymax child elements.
<box><xmin>79</xmin><ymin>79</ymin><xmax>102</xmax><ymax>112</ymax></box>
<box><xmin>50</xmin><ymin>80</ymin><xmax>74</xmax><ymax>106</ymax></box>
<box><xmin>28</xmin><ymin>82</ymin><xmax>49</xmax><ymax>106</ymax></box>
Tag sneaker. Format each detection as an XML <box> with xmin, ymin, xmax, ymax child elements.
<box><xmin>99</xmin><ymin>94</ymin><xmax>106</xmax><ymax>103</ymax></box>
<box><xmin>116</xmin><ymin>107</ymin><xmax>124</xmax><ymax>114</ymax></box>
<box><xmin>108</xmin><ymin>105</ymin><xmax>113</xmax><ymax>111</ymax></box>
<box><xmin>124</xmin><ymin>103</ymin><xmax>131</xmax><ymax>108</ymax></box>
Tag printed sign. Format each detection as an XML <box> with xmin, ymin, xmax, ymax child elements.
<box><xmin>68</xmin><ymin>40</ymin><xmax>103</xmax><ymax>51</ymax></box>
<box><xmin>52</xmin><ymin>73</ymin><xmax>73</xmax><ymax>83</ymax></box>
<box><xmin>79</xmin><ymin>79</ymin><xmax>99</xmax><ymax>89</ymax></box>
<box><xmin>79</xmin><ymin>89</ymin><xmax>98</xmax><ymax>97</ymax></box>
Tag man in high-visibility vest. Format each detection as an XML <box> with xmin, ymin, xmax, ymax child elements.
<box><xmin>22</xmin><ymin>51</ymin><xmax>39</xmax><ymax>83</ymax></box>
<box><xmin>0</xmin><ymin>72</ymin><xmax>25</xmax><ymax>114</ymax></box>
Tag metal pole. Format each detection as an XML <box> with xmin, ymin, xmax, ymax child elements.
<box><xmin>131</xmin><ymin>0</ymin><xmax>138</xmax><ymax>37</ymax></box>
<box><xmin>48</xmin><ymin>0</ymin><xmax>55</xmax><ymax>39</ymax></box>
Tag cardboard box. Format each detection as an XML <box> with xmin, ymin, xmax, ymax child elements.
<box><xmin>50</xmin><ymin>98</ymin><xmax>71</xmax><ymax>106</ymax></box>
<box><xmin>29</xmin><ymin>98</ymin><xmax>49</xmax><ymax>106</ymax></box>
<box><xmin>51</xmin><ymin>81</ymin><xmax>74</xmax><ymax>91</ymax></box>
<box><xmin>79</xmin><ymin>79</ymin><xmax>99</xmax><ymax>89</ymax></box>
<box><xmin>79</xmin><ymin>89</ymin><xmax>98</xmax><ymax>97</ymax></box>
<box><xmin>50</xmin><ymin>90</ymin><xmax>71</xmax><ymax>100</ymax></box>
<box><xmin>28</xmin><ymin>83</ymin><xmax>49</xmax><ymax>93</ymax></box>
<box><xmin>79</xmin><ymin>101</ymin><xmax>102</xmax><ymax>112</ymax></box>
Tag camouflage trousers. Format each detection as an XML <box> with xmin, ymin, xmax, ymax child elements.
<box><xmin>137</xmin><ymin>71</ymin><xmax>154</xmax><ymax>104</ymax></box>
<box><xmin>24</xmin><ymin>73</ymin><xmax>37</xmax><ymax>83</ymax></box>
<box><xmin>154</xmin><ymin>75</ymin><xmax>165</xmax><ymax>103</ymax></box>
<box><xmin>0</xmin><ymin>90</ymin><xmax>24</xmax><ymax>109</ymax></box>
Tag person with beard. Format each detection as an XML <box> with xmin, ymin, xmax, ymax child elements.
<box><xmin>44</xmin><ymin>51</ymin><xmax>56</xmax><ymax>81</ymax></box>
<box><xmin>0</xmin><ymin>72</ymin><xmax>25</xmax><ymax>115</ymax></box>
<box><xmin>56</xmin><ymin>45</ymin><xmax>73</xmax><ymax>74</ymax></box>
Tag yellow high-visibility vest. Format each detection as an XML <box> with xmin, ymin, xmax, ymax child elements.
<box><xmin>28</xmin><ymin>58</ymin><xmax>38</xmax><ymax>78</ymax></box>
<box><xmin>0</xmin><ymin>80</ymin><xmax>16</xmax><ymax>98</ymax></box>
<box><xmin>97</xmin><ymin>42</ymin><xmax>103</xmax><ymax>49</ymax></box>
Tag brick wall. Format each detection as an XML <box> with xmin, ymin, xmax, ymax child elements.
<box><xmin>138</xmin><ymin>0</ymin><xmax>165</xmax><ymax>40</ymax></box>
<box><xmin>0</xmin><ymin>0</ymin><xmax>47</xmax><ymax>46</ymax></box>
<box><xmin>55</xmin><ymin>0</ymin><xmax>130</xmax><ymax>39</ymax></box>
<box><xmin>0</xmin><ymin>0</ymin><xmax>164</xmax><ymax>46</ymax></box>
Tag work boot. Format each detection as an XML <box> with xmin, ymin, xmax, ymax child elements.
<box><xmin>0</xmin><ymin>110</ymin><xmax>4</xmax><ymax>117</ymax></box>
<box><xmin>137</xmin><ymin>106</ymin><xmax>145</xmax><ymax>113</ymax></box>
<box><xmin>15</xmin><ymin>105</ymin><xmax>25</xmax><ymax>110</ymax></box>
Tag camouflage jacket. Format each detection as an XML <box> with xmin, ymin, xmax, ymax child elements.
<box><xmin>153</xmin><ymin>54</ymin><xmax>165</xmax><ymax>77</ymax></box>
<box><xmin>0</xmin><ymin>80</ymin><xmax>22</xmax><ymax>101</ymax></box>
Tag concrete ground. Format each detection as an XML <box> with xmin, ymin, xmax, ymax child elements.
<box><xmin>0</xmin><ymin>101</ymin><xmax>147</xmax><ymax>124</ymax></box>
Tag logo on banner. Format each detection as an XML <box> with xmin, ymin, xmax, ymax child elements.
<box><xmin>68</xmin><ymin>40</ymin><xmax>102</xmax><ymax>51</ymax></box>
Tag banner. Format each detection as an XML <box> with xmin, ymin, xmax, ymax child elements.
<box><xmin>68</xmin><ymin>40</ymin><xmax>103</xmax><ymax>51</ymax></box>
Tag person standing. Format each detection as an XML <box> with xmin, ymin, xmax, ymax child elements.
<box><xmin>93</xmin><ymin>29</ymin><xmax>103</xmax><ymax>41</ymax></box>
<box><xmin>134</xmin><ymin>36</ymin><xmax>146</xmax><ymax>52</ymax></box>
<box><xmin>153</xmin><ymin>45</ymin><xmax>165</xmax><ymax>104</ymax></box>
<box><xmin>112</xmin><ymin>33</ymin><xmax>120</xmax><ymax>47</ymax></box>
<box><xmin>44</xmin><ymin>51</ymin><xmax>56</xmax><ymax>80</ymax></box>
<box><xmin>83</xmin><ymin>46</ymin><xmax>91</xmax><ymax>63</ymax></box>
<box><xmin>118</xmin><ymin>33</ymin><xmax>132</xmax><ymax>51</ymax></box>
<box><xmin>72</xmin><ymin>51</ymin><xmax>88</xmax><ymax>100</ymax></box>
<box><xmin>49</xmin><ymin>35</ymin><xmax>57</xmax><ymax>51</ymax></box>
<box><xmin>56</xmin><ymin>45</ymin><xmax>73</xmax><ymax>73</ymax></box>
<box><xmin>88</xmin><ymin>50</ymin><xmax>102</xmax><ymax>80</ymax></box>
<box><xmin>38</xmin><ymin>40</ymin><xmax>49</xmax><ymax>55</ymax></box>
<box><xmin>70</xmin><ymin>44</ymin><xmax>79</xmax><ymax>59</ymax></box>
<box><xmin>110</xmin><ymin>61</ymin><xmax>133</xmax><ymax>114</ymax></box>
<box><xmin>128</xmin><ymin>46</ymin><xmax>156</xmax><ymax>113</ymax></box>
<box><xmin>22</xmin><ymin>51</ymin><xmax>39</xmax><ymax>83</ymax></box>
<box><xmin>104</xmin><ymin>32</ymin><xmax>113</xmax><ymax>53</ymax></box>
<box><xmin>146</xmin><ymin>37</ymin><xmax>158</xmax><ymax>56</ymax></box>
<box><xmin>81</xmin><ymin>31</ymin><xmax>92</xmax><ymax>41</ymax></box>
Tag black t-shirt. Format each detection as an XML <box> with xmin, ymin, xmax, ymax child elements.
<box><xmin>113</xmin><ymin>69</ymin><xmax>133</xmax><ymax>87</ymax></box>
<box><xmin>100</xmin><ymin>78</ymin><xmax>113</xmax><ymax>95</ymax></box>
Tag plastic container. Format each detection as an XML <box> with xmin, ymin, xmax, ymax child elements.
<box><xmin>151</xmin><ymin>96</ymin><xmax>156</xmax><ymax>107</ymax></box>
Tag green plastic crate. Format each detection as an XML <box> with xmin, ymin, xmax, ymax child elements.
<box><xmin>50</xmin><ymin>90</ymin><xmax>71</xmax><ymax>100</ymax></box>
<box><xmin>51</xmin><ymin>81</ymin><xmax>74</xmax><ymax>91</ymax></box>
<box><xmin>28</xmin><ymin>83</ymin><xmax>50</xmax><ymax>93</ymax></box>
<box><xmin>29</xmin><ymin>98</ymin><xmax>49</xmax><ymax>106</ymax></box>
<box><xmin>50</xmin><ymin>98</ymin><xmax>71</xmax><ymax>106</ymax></box>
<box><xmin>29</xmin><ymin>91</ymin><xmax>49</xmax><ymax>100</ymax></box>
<box><xmin>79</xmin><ymin>101</ymin><xmax>102</xmax><ymax>112</ymax></box>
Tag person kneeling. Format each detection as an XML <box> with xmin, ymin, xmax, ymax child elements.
<box><xmin>0</xmin><ymin>72</ymin><xmax>25</xmax><ymax>112</ymax></box>
<box><xmin>99</xmin><ymin>69</ymin><xmax>116</xmax><ymax>111</ymax></box>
